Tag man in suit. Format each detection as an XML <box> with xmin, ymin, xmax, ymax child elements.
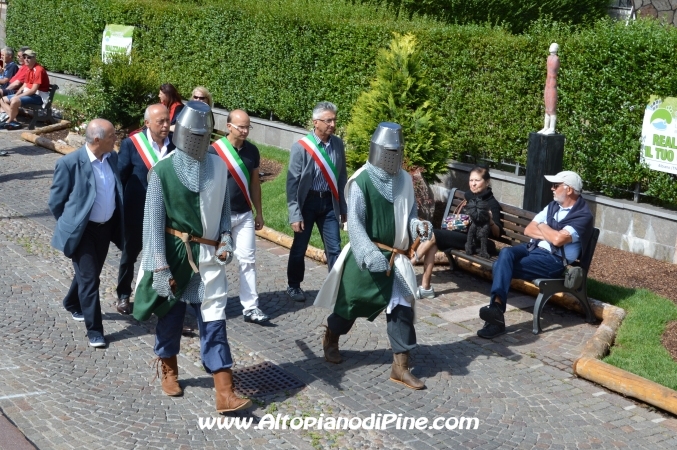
<box><xmin>115</xmin><ymin>104</ymin><xmax>173</xmax><ymax>314</ymax></box>
<box><xmin>48</xmin><ymin>119</ymin><xmax>123</xmax><ymax>348</ymax></box>
<box><xmin>285</xmin><ymin>101</ymin><xmax>347</xmax><ymax>302</ymax></box>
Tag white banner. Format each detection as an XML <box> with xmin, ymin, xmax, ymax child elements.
<box><xmin>641</xmin><ymin>95</ymin><xmax>677</xmax><ymax>175</ymax></box>
<box><xmin>101</xmin><ymin>25</ymin><xmax>134</xmax><ymax>62</ymax></box>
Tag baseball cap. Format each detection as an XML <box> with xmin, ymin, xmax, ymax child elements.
<box><xmin>23</xmin><ymin>49</ymin><xmax>36</xmax><ymax>57</ymax></box>
<box><xmin>544</xmin><ymin>171</ymin><xmax>583</xmax><ymax>191</ymax></box>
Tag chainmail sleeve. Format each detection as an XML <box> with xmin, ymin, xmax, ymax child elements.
<box><xmin>141</xmin><ymin>170</ymin><xmax>168</xmax><ymax>272</ymax></box>
<box><xmin>347</xmin><ymin>182</ymin><xmax>389</xmax><ymax>272</ymax></box>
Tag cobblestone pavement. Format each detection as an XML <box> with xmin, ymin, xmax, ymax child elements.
<box><xmin>1</xmin><ymin>136</ymin><xmax>677</xmax><ymax>449</ymax></box>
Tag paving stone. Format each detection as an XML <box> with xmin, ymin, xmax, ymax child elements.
<box><xmin>0</xmin><ymin>135</ymin><xmax>676</xmax><ymax>448</ymax></box>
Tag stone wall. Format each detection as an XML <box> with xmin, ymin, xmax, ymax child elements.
<box><xmin>433</xmin><ymin>162</ymin><xmax>677</xmax><ymax>264</ymax></box>
<box><xmin>633</xmin><ymin>0</ymin><xmax>677</xmax><ymax>25</ymax></box>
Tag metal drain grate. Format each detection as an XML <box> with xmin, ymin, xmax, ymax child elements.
<box><xmin>232</xmin><ymin>361</ymin><xmax>304</xmax><ymax>397</ymax></box>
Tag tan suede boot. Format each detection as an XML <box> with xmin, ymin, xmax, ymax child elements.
<box><xmin>322</xmin><ymin>326</ymin><xmax>342</xmax><ymax>364</ymax></box>
<box><xmin>154</xmin><ymin>356</ymin><xmax>183</xmax><ymax>396</ymax></box>
<box><xmin>213</xmin><ymin>369</ymin><xmax>252</xmax><ymax>413</ymax></box>
<box><xmin>389</xmin><ymin>352</ymin><xmax>425</xmax><ymax>390</ymax></box>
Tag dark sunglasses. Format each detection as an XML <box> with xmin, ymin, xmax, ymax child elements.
<box><xmin>193</xmin><ymin>95</ymin><xmax>206</xmax><ymax>100</ymax></box>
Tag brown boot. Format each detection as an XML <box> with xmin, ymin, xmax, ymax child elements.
<box><xmin>389</xmin><ymin>352</ymin><xmax>425</xmax><ymax>390</ymax></box>
<box><xmin>154</xmin><ymin>356</ymin><xmax>183</xmax><ymax>396</ymax></box>
<box><xmin>213</xmin><ymin>369</ymin><xmax>252</xmax><ymax>413</ymax></box>
<box><xmin>322</xmin><ymin>326</ymin><xmax>342</xmax><ymax>364</ymax></box>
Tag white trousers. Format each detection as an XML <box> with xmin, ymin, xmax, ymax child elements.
<box><xmin>232</xmin><ymin>211</ymin><xmax>258</xmax><ymax>313</ymax></box>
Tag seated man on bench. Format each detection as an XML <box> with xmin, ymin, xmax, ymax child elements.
<box><xmin>477</xmin><ymin>170</ymin><xmax>594</xmax><ymax>339</ymax></box>
<box><xmin>0</xmin><ymin>49</ymin><xmax>49</xmax><ymax>130</ymax></box>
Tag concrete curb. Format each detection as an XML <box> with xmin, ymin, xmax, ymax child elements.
<box><xmin>255</xmin><ymin>225</ymin><xmax>677</xmax><ymax>416</ymax></box>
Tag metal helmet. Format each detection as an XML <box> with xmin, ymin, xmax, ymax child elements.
<box><xmin>172</xmin><ymin>101</ymin><xmax>214</xmax><ymax>161</ymax></box>
<box><xmin>368</xmin><ymin>122</ymin><xmax>404</xmax><ymax>175</ymax></box>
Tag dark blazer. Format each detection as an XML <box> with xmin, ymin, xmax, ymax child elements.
<box><xmin>117</xmin><ymin>128</ymin><xmax>175</xmax><ymax>225</ymax></box>
<box><xmin>286</xmin><ymin>134</ymin><xmax>348</xmax><ymax>224</ymax></box>
<box><xmin>48</xmin><ymin>145</ymin><xmax>124</xmax><ymax>258</ymax></box>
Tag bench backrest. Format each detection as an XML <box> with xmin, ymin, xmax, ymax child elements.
<box><xmin>578</xmin><ymin>227</ymin><xmax>600</xmax><ymax>272</ymax></box>
<box><xmin>44</xmin><ymin>84</ymin><xmax>58</xmax><ymax>109</ymax></box>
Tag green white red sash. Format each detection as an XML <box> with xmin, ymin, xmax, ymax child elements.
<box><xmin>212</xmin><ymin>137</ymin><xmax>252</xmax><ymax>208</ymax></box>
<box><xmin>130</xmin><ymin>131</ymin><xmax>160</xmax><ymax>170</ymax></box>
<box><xmin>298</xmin><ymin>133</ymin><xmax>338</xmax><ymax>200</ymax></box>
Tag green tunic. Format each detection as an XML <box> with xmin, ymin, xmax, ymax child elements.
<box><xmin>133</xmin><ymin>157</ymin><xmax>204</xmax><ymax>321</ymax></box>
<box><xmin>334</xmin><ymin>170</ymin><xmax>396</xmax><ymax>321</ymax></box>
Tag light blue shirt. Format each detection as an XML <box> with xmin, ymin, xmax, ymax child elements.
<box><xmin>86</xmin><ymin>145</ymin><xmax>116</xmax><ymax>223</ymax></box>
<box><xmin>533</xmin><ymin>204</ymin><xmax>581</xmax><ymax>262</ymax></box>
<box><xmin>311</xmin><ymin>131</ymin><xmax>336</xmax><ymax>192</ymax></box>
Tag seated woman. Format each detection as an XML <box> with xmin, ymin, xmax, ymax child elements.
<box><xmin>413</xmin><ymin>166</ymin><xmax>503</xmax><ymax>298</ymax></box>
<box><xmin>159</xmin><ymin>83</ymin><xmax>184</xmax><ymax>128</ymax></box>
<box><xmin>191</xmin><ymin>86</ymin><xmax>213</xmax><ymax>107</ymax></box>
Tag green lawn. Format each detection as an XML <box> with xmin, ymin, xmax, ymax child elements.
<box><xmin>588</xmin><ymin>279</ymin><xmax>677</xmax><ymax>390</ymax></box>
<box><xmin>256</xmin><ymin>141</ymin><xmax>349</xmax><ymax>250</ymax></box>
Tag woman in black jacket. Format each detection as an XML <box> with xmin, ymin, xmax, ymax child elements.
<box><xmin>414</xmin><ymin>166</ymin><xmax>503</xmax><ymax>298</ymax></box>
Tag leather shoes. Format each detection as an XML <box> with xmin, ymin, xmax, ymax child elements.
<box><xmin>116</xmin><ymin>297</ymin><xmax>131</xmax><ymax>315</ymax></box>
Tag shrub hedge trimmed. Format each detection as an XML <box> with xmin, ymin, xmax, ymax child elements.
<box><xmin>353</xmin><ymin>0</ymin><xmax>610</xmax><ymax>34</ymax></box>
<box><xmin>7</xmin><ymin>0</ymin><xmax>677</xmax><ymax>203</ymax></box>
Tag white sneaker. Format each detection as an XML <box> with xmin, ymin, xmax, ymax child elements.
<box><xmin>0</xmin><ymin>113</ymin><xmax>8</xmax><ymax>123</ymax></box>
<box><xmin>418</xmin><ymin>286</ymin><xmax>435</xmax><ymax>299</ymax></box>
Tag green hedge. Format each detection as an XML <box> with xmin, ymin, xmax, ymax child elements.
<box><xmin>353</xmin><ymin>0</ymin><xmax>609</xmax><ymax>33</ymax></box>
<box><xmin>7</xmin><ymin>0</ymin><xmax>677</xmax><ymax>203</ymax></box>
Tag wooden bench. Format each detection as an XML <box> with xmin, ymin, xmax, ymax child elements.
<box><xmin>23</xmin><ymin>84</ymin><xmax>59</xmax><ymax>130</ymax></box>
<box><xmin>441</xmin><ymin>187</ymin><xmax>599</xmax><ymax>334</ymax></box>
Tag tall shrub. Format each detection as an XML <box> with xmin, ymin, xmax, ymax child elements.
<box><xmin>65</xmin><ymin>53</ymin><xmax>159</xmax><ymax>128</ymax></box>
<box><xmin>345</xmin><ymin>33</ymin><xmax>448</xmax><ymax>183</ymax></box>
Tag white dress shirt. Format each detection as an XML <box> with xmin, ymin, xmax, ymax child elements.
<box><xmin>146</xmin><ymin>128</ymin><xmax>170</xmax><ymax>159</ymax></box>
<box><xmin>86</xmin><ymin>145</ymin><xmax>116</xmax><ymax>223</ymax></box>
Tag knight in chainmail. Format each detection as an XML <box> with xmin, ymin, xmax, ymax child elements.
<box><xmin>314</xmin><ymin>122</ymin><xmax>432</xmax><ymax>390</ymax></box>
<box><xmin>132</xmin><ymin>101</ymin><xmax>252</xmax><ymax>413</ymax></box>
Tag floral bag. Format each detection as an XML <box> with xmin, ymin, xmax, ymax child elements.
<box><xmin>442</xmin><ymin>200</ymin><xmax>469</xmax><ymax>232</ymax></box>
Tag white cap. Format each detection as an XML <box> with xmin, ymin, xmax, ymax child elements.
<box><xmin>544</xmin><ymin>170</ymin><xmax>582</xmax><ymax>191</ymax></box>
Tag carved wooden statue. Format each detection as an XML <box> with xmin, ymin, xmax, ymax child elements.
<box><xmin>538</xmin><ymin>43</ymin><xmax>560</xmax><ymax>135</ymax></box>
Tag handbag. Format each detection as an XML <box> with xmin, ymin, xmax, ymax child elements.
<box><xmin>442</xmin><ymin>200</ymin><xmax>469</xmax><ymax>232</ymax></box>
<box><xmin>563</xmin><ymin>266</ymin><xmax>585</xmax><ymax>290</ymax></box>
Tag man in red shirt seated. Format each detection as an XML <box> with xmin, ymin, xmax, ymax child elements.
<box><xmin>0</xmin><ymin>46</ymin><xmax>30</xmax><ymax>100</ymax></box>
<box><xmin>0</xmin><ymin>49</ymin><xmax>50</xmax><ymax>130</ymax></box>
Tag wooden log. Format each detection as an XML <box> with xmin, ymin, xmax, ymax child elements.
<box><xmin>574</xmin><ymin>357</ymin><xmax>677</xmax><ymax>416</ymax></box>
<box><xmin>32</xmin><ymin>119</ymin><xmax>71</xmax><ymax>135</ymax></box>
<box><xmin>255</xmin><ymin>226</ymin><xmax>327</xmax><ymax>263</ymax></box>
<box><xmin>20</xmin><ymin>132</ymin><xmax>76</xmax><ymax>155</ymax></box>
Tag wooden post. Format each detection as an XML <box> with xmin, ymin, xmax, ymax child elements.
<box><xmin>522</xmin><ymin>132</ymin><xmax>564</xmax><ymax>213</ymax></box>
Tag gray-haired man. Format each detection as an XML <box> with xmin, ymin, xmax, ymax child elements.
<box><xmin>285</xmin><ymin>101</ymin><xmax>348</xmax><ymax>302</ymax></box>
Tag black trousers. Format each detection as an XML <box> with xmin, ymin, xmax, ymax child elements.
<box><xmin>63</xmin><ymin>218</ymin><xmax>115</xmax><ymax>339</ymax></box>
<box><xmin>433</xmin><ymin>228</ymin><xmax>497</xmax><ymax>255</ymax></box>
<box><xmin>327</xmin><ymin>305</ymin><xmax>417</xmax><ymax>354</ymax></box>
<box><xmin>116</xmin><ymin>218</ymin><xmax>142</xmax><ymax>299</ymax></box>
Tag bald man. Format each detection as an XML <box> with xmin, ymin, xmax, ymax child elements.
<box><xmin>210</xmin><ymin>109</ymin><xmax>269</xmax><ymax>324</ymax></box>
<box><xmin>49</xmin><ymin>119</ymin><xmax>124</xmax><ymax>348</ymax></box>
<box><xmin>115</xmin><ymin>104</ymin><xmax>175</xmax><ymax>314</ymax></box>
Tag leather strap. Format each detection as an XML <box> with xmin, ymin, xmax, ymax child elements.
<box><xmin>373</xmin><ymin>241</ymin><xmax>408</xmax><ymax>277</ymax></box>
<box><xmin>165</xmin><ymin>227</ymin><xmax>219</xmax><ymax>274</ymax></box>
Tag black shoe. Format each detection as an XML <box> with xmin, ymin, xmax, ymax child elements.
<box><xmin>286</xmin><ymin>286</ymin><xmax>306</xmax><ymax>302</ymax></box>
<box><xmin>116</xmin><ymin>296</ymin><xmax>131</xmax><ymax>315</ymax></box>
<box><xmin>71</xmin><ymin>311</ymin><xmax>85</xmax><ymax>322</ymax></box>
<box><xmin>479</xmin><ymin>303</ymin><xmax>505</xmax><ymax>326</ymax></box>
<box><xmin>477</xmin><ymin>321</ymin><xmax>506</xmax><ymax>339</ymax></box>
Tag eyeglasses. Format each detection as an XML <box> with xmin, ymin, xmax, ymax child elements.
<box><xmin>228</xmin><ymin>123</ymin><xmax>253</xmax><ymax>132</ymax></box>
<box><xmin>193</xmin><ymin>95</ymin><xmax>207</xmax><ymax>100</ymax></box>
<box><xmin>315</xmin><ymin>118</ymin><xmax>337</xmax><ymax>125</ymax></box>
<box><xmin>552</xmin><ymin>183</ymin><xmax>567</xmax><ymax>190</ymax></box>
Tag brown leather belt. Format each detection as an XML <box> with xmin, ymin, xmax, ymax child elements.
<box><xmin>165</xmin><ymin>227</ymin><xmax>219</xmax><ymax>274</ymax></box>
<box><xmin>165</xmin><ymin>227</ymin><xmax>219</xmax><ymax>247</ymax></box>
<box><xmin>373</xmin><ymin>241</ymin><xmax>408</xmax><ymax>277</ymax></box>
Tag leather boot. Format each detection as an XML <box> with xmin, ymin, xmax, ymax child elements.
<box><xmin>213</xmin><ymin>369</ymin><xmax>252</xmax><ymax>413</ymax></box>
<box><xmin>389</xmin><ymin>352</ymin><xmax>425</xmax><ymax>390</ymax></box>
<box><xmin>322</xmin><ymin>326</ymin><xmax>342</xmax><ymax>364</ymax></box>
<box><xmin>155</xmin><ymin>356</ymin><xmax>183</xmax><ymax>396</ymax></box>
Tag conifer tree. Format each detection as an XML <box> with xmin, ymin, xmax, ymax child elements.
<box><xmin>345</xmin><ymin>33</ymin><xmax>448</xmax><ymax>183</ymax></box>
